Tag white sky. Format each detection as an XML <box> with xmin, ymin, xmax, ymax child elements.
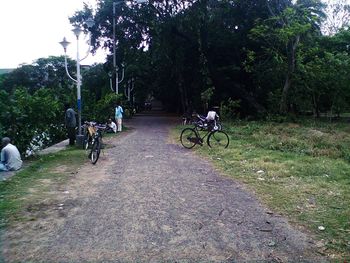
<box><xmin>1</xmin><ymin>0</ymin><xmax>349</xmax><ymax>69</ymax></box>
<box><xmin>0</xmin><ymin>0</ymin><xmax>107</xmax><ymax>68</ymax></box>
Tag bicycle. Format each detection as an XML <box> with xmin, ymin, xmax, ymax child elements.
<box><xmin>180</xmin><ymin>123</ymin><xmax>229</xmax><ymax>149</ymax></box>
<box><xmin>192</xmin><ymin>113</ymin><xmax>222</xmax><ymax>131</ymax></box>
<box><xmin>83</xmin><ymin>121</ymin><xmax>106</xmax><ymax>164</ymax></box>
<box><xmin>83</xmin><ymin>121</ymin><xmax>96</xmax><ymax>151</ymax></box>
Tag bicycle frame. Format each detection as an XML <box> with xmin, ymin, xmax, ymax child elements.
<box><xmin>192</xmin><ymin>125</ymin><xmax>211</xmax><ymax>145</ymax></box>
<box><xmin>180</xmin><ymin>122</ymin><xmax>229</xmax><ymax>149</ymax></box>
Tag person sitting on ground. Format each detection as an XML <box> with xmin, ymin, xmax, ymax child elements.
<box><xmin>106</xmin><ymin>118</ymin><xmax>117</xmax><ymax>133</ymax></box>
<box><xmin>0</xmin><ymin>137</ymin><xmax>23</xmax><ymax>172</ymax></box>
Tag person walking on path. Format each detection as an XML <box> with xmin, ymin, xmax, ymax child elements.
<box><xmin>115</xmin><ymin>103</ymin><xmax>124</xmax><ymax>132</ymax></box>
<box><xmin>64</xmin><ymin>104</ymin><xmax>77</xmax><ymax>145</ymax></box>
<box><xmin>0</xmin><ymin>137</ymin><xmax>22</xmax><ymax>172</ymax></box>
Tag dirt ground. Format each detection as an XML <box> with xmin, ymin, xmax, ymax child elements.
<box><xmin>1</xmin><ymin>113</ymin><xmax>325</xmax><ymax>262</ymax></box>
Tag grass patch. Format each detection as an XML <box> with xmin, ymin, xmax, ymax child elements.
<box><xmin>0</xmin><ymin>128</ymin><xmax>128</xmax><ymax>230</ymax></box>
<box><xmin>0</xmin><ymin>146</ymin><xmax>86</xmax><ymax>229</ymax></box>
<box><xmin>174</xmin><ymin>121</ymin><xmax>350</xmax><ymax>259</ymax></box>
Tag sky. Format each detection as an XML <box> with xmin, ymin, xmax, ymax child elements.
<box><xmin>1</xmin><ymin>0</ymin><xmax>349</xmax><ymax>69</ymax></box>
<box><xmin>0</xmin><ymin>0</ymin><xmax>107</xmax><ymax>69</ymax></box>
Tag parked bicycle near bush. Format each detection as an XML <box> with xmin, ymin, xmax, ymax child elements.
<box><xmin>83</xmin><ymin>121</ymin><xmax>106</xmax><ymax>164</ymax></box>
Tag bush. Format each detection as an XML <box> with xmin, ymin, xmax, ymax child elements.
<box><xmin>220</xmin><ymin>98</ymin><xmax>241</xmax><ymax>120</ymax></box>
<box><xmin>93</xmin><ymin>93</ymin><xmax>124</xmax><ymax>122</ymax></box>
<box><xmin>0</xmin><ymin>88</ymin><xmax>65</xmax><ymax>155</ymax></box>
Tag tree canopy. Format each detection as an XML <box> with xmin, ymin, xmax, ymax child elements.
<box><xmin>68</xmin><ymin>0</ymin><xmax>350</xmax><ymax>116</ymax></box>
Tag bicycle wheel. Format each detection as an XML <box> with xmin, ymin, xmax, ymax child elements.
<box><xmin>90</xmin><ymin>137</ymin><xmax>101</xmax><ymax>164</ymax></box>
<box><xmin>84</xmin><ymin>133</ymin><xmax>92</xmax><ymax>150</ymax></box>
<box><xmin>180</xmin><ymin>128</ymin><xmax>198</xmax><ymax>149</ymax></box>
<box><xmin>207</xmin><ymin>130</ymin><xmax>229</xmax><ymax>149</ymax></box>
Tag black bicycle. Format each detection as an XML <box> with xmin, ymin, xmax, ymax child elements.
<box><xmin>180</xmin><ymin>124</ymin><xmax>229</xmax><ymax>149</ymax></box>
<box><xmin>83</xmin><ymin>121</ymin><xmax>106</xmax><ymax>164</ymax></box>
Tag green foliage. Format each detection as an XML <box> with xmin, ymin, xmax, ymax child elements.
<box><xmin>220</xmin><ymin>98</ymin><xmax>241</xmax><ymax>120</ymax></box>
<box><xmin>294</xmin><ymin>41</ymin><xmax>350</xmax><ymax>116</ymax></box>
<box><xmin>248</xmin><ymin>0</ymin><xmax>326</xmax><ymax>114</ymax></box>
<box><xmin>82</xmin><ymin>63</ymin><xmax>110</xmax><ymax>102</ymax></box>
<box><xmin>0</xmin><ymin>88</ymin><xmax>65</xmax><ymax>155</ymax></box>
<box><xmin>93</xmin><ymin>93</ymin><xmax>124</xmax><ymax>123</ymax></box>
<box><xmin>200</xmin><ymin>87</ymin><xmax>214</xmax><ymax>112</ymax></box>
<box><xmin>0</xmin><ymin>57</ymin><xmax>78</xmax><ymax>155</ymax></box>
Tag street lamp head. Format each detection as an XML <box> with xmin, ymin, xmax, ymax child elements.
<box><xmin>72</xmin><ymin>25</ymin><xmax>83</xmax><ymax>39</ymax></box>
<box><xmin>85</xmin><ymin>17</ymin><xmax>95</xmax><ymax>28</ymax></box>
<box><xmin>59</xmin><ymin>37</ymin><xmax>70</xmax><ymax>52</ymax></box>
<box><xmin>135</xmin><ymin>0</ymin><xmax>147</xmax><ymax>3</ymax></box>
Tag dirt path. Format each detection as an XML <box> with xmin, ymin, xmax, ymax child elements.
<box><xmin>2</xmin><ymin>113</ymin><xmax>324</xmax><ymax>262</ymax></box>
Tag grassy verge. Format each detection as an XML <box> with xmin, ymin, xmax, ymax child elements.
<box><xmin>173</xmin><ymin>120</ymin><xmax>350</xmax><ymax>259</ymax></box>
<box><xmin>0</xmin><ymin>147</ymin><xmax>86</xmax><ymax>229</ymax></box>
<box><xmin>0</xmin><ymin>130</ymin><xmax>125</xmax><ymax>231</ymax></box>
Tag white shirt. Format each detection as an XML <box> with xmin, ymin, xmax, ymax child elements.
<box><xmin>206</xmin><ymin>111</ymin><xmax>218</xmax><ymax>121</ymax></box>
<box><xmin>1</xmin><ymin>143</ymin><xmax>23</xmax><ymax>171</ymax></box>
<box><xmin>109</xmin><ymin>121</ymin><xmax>117</xmax><ymax>133</ymax></box>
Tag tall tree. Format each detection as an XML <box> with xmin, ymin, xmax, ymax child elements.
<box><xmin>250</xmin><ymin>0</ymin><xmax>325</xmax><ymax>114</ymax></box>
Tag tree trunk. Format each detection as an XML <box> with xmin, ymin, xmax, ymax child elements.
<box><xmin>280</xmin><ymin>73</ymin><xmax>291</xmax><ymax>114</ymax></box>
<box><xmin>279</xmin><ymin>35</ymin><xmax>300</xmax><ymax>114</ymax></box>
<box><xmin>178</xmin><ymin>76</ymin><xmax>187</xmax><ymax>114</ymax></box>
<box><xmin>312</xmin><ymin>92</ymin><xmax>320</xmax><ymax>118</ymax></box>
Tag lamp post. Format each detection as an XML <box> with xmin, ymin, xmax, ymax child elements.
<box><xmin>112</xmin><ymin>0</ymin><xmax>147</xmax><ymax>94</ymax></box>
<box><xmin>59</xmin><ymin>18</ymin><xmax>95</xmax><ymax>147</ymax></box>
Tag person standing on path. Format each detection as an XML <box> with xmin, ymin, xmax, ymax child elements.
<box><xmin>64</xmin><ymin>104</ymin><xmax>77</xmax><ymax>145</ymax></box>
<box><xmin>0</xmin><ymin>137</ymin><xmax>22</xmax><ymax>172</ymax></box>
<box><xmin>115</xmin><ymin>103</ymin><xmax>124</xmax><ymax>132</ymax></box>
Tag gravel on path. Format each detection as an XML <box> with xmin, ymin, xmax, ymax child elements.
<box><xmin>2</xmin><ymin>114</ymin><xmax>324</xmax><ymax>262</ymax></box>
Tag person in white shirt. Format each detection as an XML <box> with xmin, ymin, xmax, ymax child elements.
<box><xmin>107</xmin><ymin>118</ymin><xmax>117</xmax><ymax>133</ymax></box>
<box><xmin>0</xmin><ymin>137</ymin><xmax>23</xmax><ymax>172</ymax></box>
<box><xmin>115</xmin><ymin>104</ymin><xmax>124</xmax><ymax>132</ymax></box>
<box><xmin>206</xmin><ymin>110</ymin><xmax>219</xmax><ymax>122</ymax></box>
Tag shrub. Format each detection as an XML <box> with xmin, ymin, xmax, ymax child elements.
<box><xmin>220</xmin><ymin>98</ymin><xmax>241</xmax><ymax>120</ymax></box>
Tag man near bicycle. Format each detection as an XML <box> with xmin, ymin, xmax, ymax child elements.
<box><xmin>64</xmin><ymin>104</ymin><xmax>77</xmax><ymax>145</ymax></box>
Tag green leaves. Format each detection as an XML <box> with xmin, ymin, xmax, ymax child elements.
<box><xmin>0</xmin><ymin>57</ymin><xmax>74</xmax><ymax>155</ymax></box>
<box><xmin>0</xmin><ymin>88</ymin><xmax>65</xmax><ymax>155</ymax></box>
